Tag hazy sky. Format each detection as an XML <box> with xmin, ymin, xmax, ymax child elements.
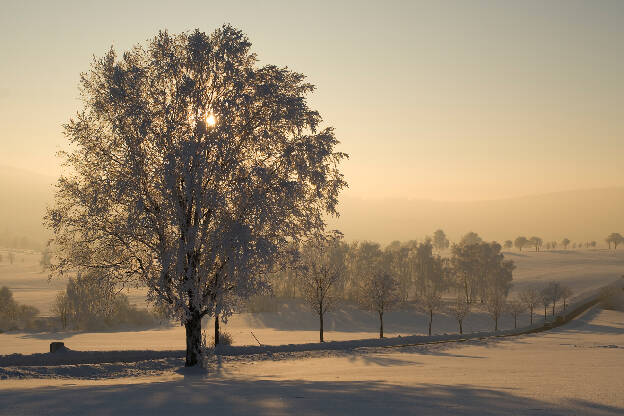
<box><xmin>1</xmin><ymin>0</ymin><xmax>622</xmax><ymax>201</ymax></box>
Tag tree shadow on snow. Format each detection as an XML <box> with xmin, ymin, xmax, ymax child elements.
<box><xmin>15</xmin><ymin>324</ymin><xmax>176</xmax><ymax>341</ymax></box>
<box><xmin>0</xmin><ymin>379</ymin><xmax>621</xmax><ymax>416</ymax></box>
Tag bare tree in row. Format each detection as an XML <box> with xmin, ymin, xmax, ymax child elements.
<box><xmin>449</xmin><ymin>296</ymin><xmax>470</xmax><ymax>334</ymax></box>
<box><xmin>298</xmin><ymin>233</ymin><xmax>347</xmax><ymax>342</ymax></box>
<box><xmin>359</xmin><ymin>251</ymin><xmax>401</xmax><ymax>338</ymax></box>
<box><xmin>519</xmin><ymin>287</ymin><xmax>541</xmax><ymax>325</ymax></box>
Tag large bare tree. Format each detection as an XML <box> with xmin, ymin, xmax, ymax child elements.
<box><xmin>46</xmin><ymin>26</ymin><xmax>347</xmax><ymax>366</ymax></box>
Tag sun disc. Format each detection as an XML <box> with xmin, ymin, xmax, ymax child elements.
<box><xmin>206</xmin><ymin>113</ymin><xmax>216</xmax><ymax>127</ymax></box>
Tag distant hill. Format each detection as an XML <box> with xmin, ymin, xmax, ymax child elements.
<box><xmin>1</xmin><ymin>165</ymin><xmax>622</xmax><ymax>249</ymax></box>
<box><xmin>328</xmin><ymin>188</ymin><xmax>624</xmax><ymax>245</ymax></box>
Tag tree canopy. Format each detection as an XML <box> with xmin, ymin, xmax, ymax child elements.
<box><xmin>46</xmin><ymin>26</ymin><xmax>347</xmax><ymax>366</ymax></box>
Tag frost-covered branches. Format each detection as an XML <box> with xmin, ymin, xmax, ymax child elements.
<box><xmin>359</xmin><ymin>251</ymin><xmax>400</xmax><ymax>338</ymax></box>
<box><xmin>45</xmin><ymin>26</ymin><xmax>347</xmax><ymax>366</ymax></box>
<box><xmin>413</xmin><ymin>241</ymin><xmax>448</xmax><ymax>336</ymax></box>
<box><xmin>485</xmin><ymin>286</ymin><xmax>507</xmax><ymax>332</ymax></box>
<box><xmin>506</xmin><ymin>299</ymin><xmax>525</xmax><ymax>329</ymax></box>
<box><xmin>298</xmin><ymin>232</ymin><xmax>346</xmax><ymax>342</ymax></box>
<box><xmin>448</xmin><ymin>296</ymin><xmax>470</xmax><ymax>334</ymax></box>
<box><xmin>519</xmin><ymin>286</ymin><xmax>541</xmax><ymax>324</ymax></box>
<box><xmin>542</xmin><ymin>282</ymin><xmax>563</xmax><ymax>316</ymax></box>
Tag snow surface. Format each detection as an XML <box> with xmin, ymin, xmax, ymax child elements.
<box><xmin>0</xmin><ymin>304</ymin><xmax>622</xmax><ymax>415</ymax></box>
<box><xmin>1</xmin><ymin>248</ymin><xmax>622</xmax><ymax>415</ymax></box>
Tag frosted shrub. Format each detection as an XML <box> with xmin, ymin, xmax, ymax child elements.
<box><xmin>201</xmin><ymin>329</ymin><xmax>234</xmax><ymax>352</ymax></box>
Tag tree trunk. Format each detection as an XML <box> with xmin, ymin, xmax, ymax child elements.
<box><xmin>530</xmin><ymin>306</ymin><xmax>533</xmax><ymax>325</ymax></box>
<box><xmin>428</xmin><ymin>309</ymin><xmax>433</xmax><ymax>336</ymax></box>
<box><xmin>552</xmin><ymin>301</ymin><xmax>556</xmax><ymax>316</ymax></box>
<box><xmin>514</xmin><ymin>314</ymin><xmax>517</xmax><ymax>329</ymax></box>
<box><xmin>459</xmin><ymin>320</ymin><xmax>463</xmax><ymax>335</ymax></box>
<box><xmin>544</xmin><ymin>306</ymin><xmax>547</xmax><ymax>320</ymax></box>
<box><xmin>214</xmin><ymin>313</ymin><xmax>220</xmax><ymax>346</ymax></box>
<box><xmin>319</xmin><ymin>305</ymin><xmax>324</xmax><ymax>342</ymax></box>
<box><xmin>379</xmin><ymin>311</ymin><xmax>384</xmax><ymax>338</ymax></box>
<box><xmin>184</xmin><ymin>310</ymin><xmax>202</xmax><ymax>367</ymax></box>
<box><xmin>494</xmin><ymin>316</ymin><xmax>498</xmax><ymax>332</ymax></box>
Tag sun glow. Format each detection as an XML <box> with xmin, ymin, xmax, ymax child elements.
<box><xmin>206</xmin><ymin>112</ymin><xmax>216</xmax><ymax>127</ymax></box>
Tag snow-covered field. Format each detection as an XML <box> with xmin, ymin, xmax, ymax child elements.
<box><xmin>0</xmin><ymin>248</ymin><xmax>623</xmax><ymax>354</ymax></box>
<box><xmin>0</xmin><ymin>249</ymin><xmax>623</xmax><ymax>415</ymax></box>
<box><xmin>0</xmin><ymin>304</ymin><xmax>622</xmax><ymax>415</ymax></box>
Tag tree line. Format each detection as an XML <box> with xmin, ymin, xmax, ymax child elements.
<box><xmin>272</xmin><ymin>231</ymin><xmax>580</xmax><ymax>342</ymax></box>
<box><xmin>274</xmin><ymin>231</ymin><xmax>517</xmax><ymax>341</ymax></box>
<box><xmin>504</xmin><ymin>234</ymin><xmax>624</xmax><ymax>251</ymax></box>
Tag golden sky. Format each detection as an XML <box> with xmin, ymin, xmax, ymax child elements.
<box><xmin>1</xmin><ymin>0</ymin><xmax>622</xmax><ymax>201</ymax></box>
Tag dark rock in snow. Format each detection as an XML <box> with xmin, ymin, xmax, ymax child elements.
<box><xmin>50</xmin><ymin>342</ymin><xmax>68</xmax><ymax>353</ymax></box>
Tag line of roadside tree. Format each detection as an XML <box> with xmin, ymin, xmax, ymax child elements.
<box><xmin>268</xmin><ymin>231</ymin><xmax>581</xmax><ymax>342</ymax></box>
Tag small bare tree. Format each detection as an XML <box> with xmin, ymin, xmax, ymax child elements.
<box><xmin>507</xmin><ymin>299</ymin><xmax>525</xmax><ymax>329</ymax></box>
<box><xmin>540</xmin><ymin>292</ymin><xmax>551</xmax><ymax>321</ymax></box>
<box><xmin>561</xmin><ymin>238</ymin><xmax>570</xmax><ymax>250</ymax></box>
<box><xmin>52</xmin><ymin>291</ymin><xmax>70</xmax><ymax>329</ymax></box>
<box><xmin>485</xmin><ymin>287</ymin><xmax>507</xmax><ymax>331</ymax></box>
<box><xmin>360</xmin><ymin>268</ymin><xmax>400</xmax><ymax>338</ymax></box>
<box><xmin>449</xmin><ymin>296</ymin><xmax>470</xmax><ymax>334</ymax></box>
<box><xmin>418</xmin><ymin>287</ymin><xmax>443</xmax><ymax>336</ymax></box>
<box><xmin>560</xmin><ymin>286</ymin><xmax>573</xmax><ymax>310</ymax></box>
<box><xmin>543</xmin><ymin>281</ymin><xmax>563</xmax><ymax>316</ymax></box>
<box><xmin>514</xmin><ymin>236</ymin><xmax>528</xmax><ymax>252</ymax></box>
<box><xmin>298</xmin><ymin>233</ymin><xmax>346</xmax><ymax>342</ymax></box>
<box><xmin>519</xmin><ymin>287</ymin><xmax>540</xmax><ymax>325</ymax></box>
<box><xmin>413</xmin><ymin>242</ymin><xmax>447</xmax><ymax>336</ymax></box>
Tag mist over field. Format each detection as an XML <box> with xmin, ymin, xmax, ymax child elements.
<box><xmin>2</xmin><ymin>165</ymin><xmax>622</xmax><ymax>249</ymax></box>
<box><xmin>331</xmin><ymin>188</ymin><xmax>624</xmax><ymax>244</ymax></box>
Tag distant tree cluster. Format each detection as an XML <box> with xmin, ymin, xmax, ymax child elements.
<box><xmin>0</xmin><ymin>287</ymin><xmax>39</xmax><ymax>332</ymax></box>
<box><xmin>53</xmin><ymin>271</ymin><xmax>164</xmax><ymax>331</ymax></box>
<box><xmin>509</xmin><ymin>236</ymin><xmax>607</xmax><ymax>251</ymax></box>
<box><xmin>605</xmin><ymin>233</ymin><xmax>624</xmax><ymax>250</ymax></box>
